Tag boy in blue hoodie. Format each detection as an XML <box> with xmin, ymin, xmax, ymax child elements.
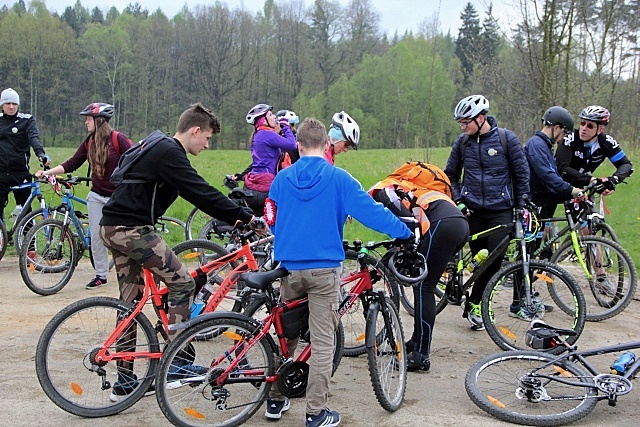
<box><xmin>264</xmin><ymin>117</ymin><xmax>413</xmax><ymax>427</ymax></box>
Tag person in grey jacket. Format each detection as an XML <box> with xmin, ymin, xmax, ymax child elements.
<box><xmin>444</xmin><ymin>94</ymin><xmax>529</xmax><ymax>331</ymax></box>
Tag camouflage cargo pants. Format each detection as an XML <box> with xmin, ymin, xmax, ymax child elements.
<box><xmin>100</xmin><ymin>224</ymin><xmax>194</xmax><ymax>339</ymax></box>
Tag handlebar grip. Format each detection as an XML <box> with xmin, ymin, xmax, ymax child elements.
<box><xmin>387</xmin><ymin>247</ymin><xmax>428</xmax><ymax>286</ymax></box>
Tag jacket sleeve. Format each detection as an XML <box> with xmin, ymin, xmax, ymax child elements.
<box><xmin>265</xmin><ymin>126</ymin><xmax>297</xmax><ymax>151</ymax></box>
<box><xmin>505</xmin><ymin>130</ymin><xmax>530</xmax><ymax>205</ymax></box>
<box><xmin>603</xmin><ymin>134</ymin><xmax>633</xmax><ymax>182</ymax></box>
<box><xmin>161</xmin><ymin>145</ymin><xmax>254</xmax><ymax>226</ymax></box>
<box><xmin>444</xmin><ymin>136</ymin><xmax>464</xmax><ymax>203</ymax></box>
<box><xmin>556</xmin><ymin>133</ymin><xmax>591</xmax><ymax>187</ymax></box>
<box><xmin>60</xmin><ymin>140</ymin><xmax>89</xmax><ymax>173</ymax></box>
<box><xmin>526</xmin><ymin>138</ymin><xmax>572</xmax><ymax>199</ymax></box>
<box><xmin>27</xmin><ymin>117</ymin><xmax>45</xmax><ymax>158</ymax></box>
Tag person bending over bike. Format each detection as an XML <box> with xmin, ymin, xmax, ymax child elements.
<box><xmin>444</xmin><ymin>94</ymin><xmax>530</xmax><ymax>331</ymax></box>
<box><xmin>556</xmin><ymin>105</ymin><xmax>633</xmax><ymax>197</ymax></box>
<box><xmin>99</xmin><ymin>103</ymin><xmax>266</xmax><ymax>401</ymax></box>
<box><xmin>36</xmin><ymin>103</ymin><xmax>133</xmax><ymax>290</ymax></box>
<box><xmin>369</xmin><ymin>177</ymin><xmax>468</xmax><ymax>372</ymax></box>
<box><xmin>263</xmin><ymin>117</ymin><xmax>412</xmax><ymax>426</ymax></box>
<box><xmin>242</xmin><ymin>103</ymin><xmax>297</xmax><ymax>214</ymax></box>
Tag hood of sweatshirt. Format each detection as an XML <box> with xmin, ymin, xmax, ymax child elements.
<box><xmin>284</xmin><ymin>156</ymin><xmax>336</xmax><ymax>201</ymax></box>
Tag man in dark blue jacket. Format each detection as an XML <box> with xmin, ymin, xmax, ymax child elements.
<box><xmin>526</xmin><ymin>106</ymin><xmax>584</xmax><ymax>219</ymax></box>
<box><xmin>444</xmin><ymin>94</ymin><xmax>529</xmax><ymax>331</ymax></box>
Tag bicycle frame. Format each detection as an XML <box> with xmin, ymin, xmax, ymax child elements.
<box><xmin>94</xmin><ymin>232</ymin><xmax>274</xmax><ymax>365</ymax></box>
<box><xmin>6</xmin><ymin>178</ymin><xmax>48</xmax><ymax>235</ymax></box>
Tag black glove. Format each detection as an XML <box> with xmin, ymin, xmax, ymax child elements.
<box><xmin>592</xmin><ymin>178</ymin><xmax>607</xmax><ymax>194</ymax></box>
<box><xmin>606</xmin><ymin>175</ymin><xmax>619</xmax><ymax>189</ymax></box>
<box><xmin>457</xmin><ymin>202</ymin><xmax>472</xmax><ymax>217</ymax></box>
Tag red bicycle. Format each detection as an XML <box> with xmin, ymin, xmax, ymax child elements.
<box><xmin>35</xmin><ymin>227</ymin><xmax>272</xmax><ymax>418</ymax></box>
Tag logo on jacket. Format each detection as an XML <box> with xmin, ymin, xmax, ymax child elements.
<box><xmin>12</xmin><ymin>127</ymin><xmax>18</xmax><ymax>133</ymax></box>
<box><xmin>488</xmin><ymin>148</ymin><xmax>497</xmax><ymax>156</ymax></box>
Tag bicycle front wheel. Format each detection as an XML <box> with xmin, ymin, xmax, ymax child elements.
<box><xmin>156</xmin><ymin>315</ymin><xmax>275</xmax><ymax>427</ymax></box>
<box><xmin>35</xmin><ymin>296</ymin><xmax>160</xmax><ymax>417</ymax></box>
<box><xmin>341</xmin><ymin>250</ymin><xmax>400</xmax><ymax>357</ymax></box>
<box><xmin>366</xmin><ymin>297</ymin><xmax>407</xmax><ymax>412</ymax></box>
<box><xmin>482</xmin><ymin>260</ymin><xmax>586</xmax><ymax>353</ymax></box>
<box><xmin>0</xmin><ymin>217</ymin><xmax>7</xmax><ymax>261</ymax></box>
<box><xmin>20</xmin><ymin>218</ymin><xmax>77</xmax><ymax>295</ymax></box>
<box><xmin>550</xmin><ymin>235</ymin><xmax>637</xmax><ymax>321</ymax></box>
<box><xmin>465</xmin><ymin>350</ymin><xmax>598</xmax><ymax>426</ymax></box>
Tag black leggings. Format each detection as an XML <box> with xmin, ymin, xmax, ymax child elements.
<box><xmin>411</xmin><ymin>216</ymin><xmax>469</xmax><ymax>356</ymax></box>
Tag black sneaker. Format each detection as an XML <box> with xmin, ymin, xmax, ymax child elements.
<box><xmin>306</xmin><ymin>409</ymin><xmax>341</xmax><ymax>427</ymax></box>
<box><xmin>86</xmin><ymin>276</ymin><xmax>107</xmax><ymax>290</ymax></box>
<box><xmin>407</xmin><ymin>351</ymin><xmax>431</xmax><ymax>372</ymax></box>
<box><xmin>109</xmin><ymin>377</ymin><xmax>155</xmax><ymax>402</ymax></box>
<box><xmin>264</xmin><ymin>397</ymin><xmax>290</xmax><ymax>420</ymax></box>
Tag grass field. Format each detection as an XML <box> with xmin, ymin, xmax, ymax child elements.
<box><xmin>5</xmin><ymin>146</ymin><xmax>638</xmax><ymax>265</ymax></box>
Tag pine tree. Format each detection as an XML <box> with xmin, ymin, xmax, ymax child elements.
<box><xmin>455</xmin><ymin>2</ymin><xmax>481</xmax><ymax>87</ymax></box>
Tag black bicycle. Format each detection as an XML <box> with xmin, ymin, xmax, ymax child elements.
<box><xmin>466</xmin><ymin>320</ymin><xmax>640</xmax><ymax>426</ymax></box>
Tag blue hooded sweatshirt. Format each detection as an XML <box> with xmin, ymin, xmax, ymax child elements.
<box><xmin>269</xmin><ymin>156</ymin><xmax>413</xmax><ymax>270</ymax></box>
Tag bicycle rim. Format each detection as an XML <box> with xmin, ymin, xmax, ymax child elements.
<box><xmin>185</xmin><ymin>207</ymin><xmax>212</xmax><ymax>241</ymax></box>
<box><xmin>156</xmin><ymin>316</ymin><xmax>274</xmax><ymax>427</ymax></box>
<box><xmin>465</xmin><ymin>350</ymin><xmax>597</xmax><ymax>426</ymax></box>
<box><xmin>35</xmin><ymin>297</ymin><xmax>160</xmax><ymax>417</ymax></box>
<box><xmin>551</xmin><ymin>236</ymin><xmax>637</xmax><ymax>321</ymax></box>
<box><xmin>20</xmin><ymin>219</ymin><xmax>77</xmax><ymax>295</ymax></box>
<box><xmin>366</xmin><ymin>297</ymin><xmax>407</xmax><ymax>412</ymax></box>
<box><xmin>482</xmin><ymin>260</ymin><xmax>586</xmax><ymax>353</ymax></box>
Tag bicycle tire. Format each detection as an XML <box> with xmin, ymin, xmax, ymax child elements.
<box><xmin>155</xmin><ymin>215</ymin><xmax>187</xmax><ymax>248</ymax></box>
<box><xmin>35</xmin><ymin>296</ymin><xmax>160</xmax><ymax>417</ymax></box>
<box><xmin>0</xmin><ymin>218</ymin><xmax>7</xmax><ymax>261</ymax></box>
<box><xmin>465</xmin><ymin>350</ymin><xmax>598</xmax><ymax>426</ymax></box>
<box><xmin>185</xmin><ymin>207</ymin><xmax>211</xmax><ymax>241</ymax></box>
<box><xmin>398</xmin><ymin>266</ymin><xmax>451</xmax><ymax>318</ymax></box>
<box><xmin>342</xmin><ymin>250</ymin><xmax>401</xmax><ymax>357</ymax></box>
<box><xmin>156</xmin><ymin>315</ymin><xmax>275</xmax><ymax>427</ymax></box>
<box><xmin>366</xmin><ymin>296</ymin><xmax>407</xmax><ymax>412</ymax></box>
<box><xmin>550</xmin><ymin>235</ymin><xmax>637</xmax><ymax>321</ymax></box>
<box><xmin>482</xmin><ymin>260</ymin><xmax>586</xmax><ymax>354</ymax></box>
<box><xmin>242</xmin><ymin>296</ymin><xmax>345</xmax><ymax>376</ymax></box>
<box><xmin>20</xmin><ymin>218</ymin><xmax>78</xmax><ymax>295</ymax></box>
<box><xmin>14</xmin><ymin>206</ymin><xmax>55</xmax><ymax>253</ymax></box>
<box><xmin>591</xmin><ymin>220</ymin><xmax>618</xmax><ymax>243</ymax></box>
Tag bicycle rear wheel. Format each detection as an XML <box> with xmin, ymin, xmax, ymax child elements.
<box><xmin>35</xmin><ymin>296</ymin><xmax>160</xmax><ymax>417</ymax></box>
<box><xmin>156</xmin><ymin>315</ymin><xmax>275</xmax><ymax>427</ymax></box>
<box><xmin>482</xmin><ymin>260</ymin><xmax>586</xmax><ymax>354</ymax></box>
<box><xmin>155</xmin><ymin>215</ymin><xmax>187</xmax><ymax>248</ymax></box>
<box><xmin>366</xmin><ymin>296</ymin><xmax>407</xmax><ymax>412</ymax></box>
<box><xmin>550</xmin><ymin>235</ymin><xmax>637</xmax><ymax>321</ymax></box>
<box><xmin>0</xmin><ymin>217</ymin><xmax>7</xmax><ymax>261</ymax></box>
<box><xmin>465</xmin><ymin>350</ymin><xmax>598</xmax><ymax>426</ymax></box>
<box><xmin>19</xmin><ymin>218</ymin><xmax>77</xmax><ymax>295</ymax></box>
<box><xmin>341</xmin><ymin>250</ymin><xmax>400</xmax><ymax>357</ymax></box>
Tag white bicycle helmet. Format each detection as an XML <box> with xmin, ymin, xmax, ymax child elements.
<box><xmin>579</xmin><ymin>105</ymin><xmax>610</xmax><ymax>125</ymax></box>
<box><xmin>330</xmin><ymin>111</ymin><xmax>360</xmax><ymax>149</ymax></box>
<box><xmin>276</xmin><ymin>109</ymin><xmax>300</xmax><ymax>125</ymax></box>
<box><xmin>246</xmin><ymin>103</ymin><xmax>273</xmax><ymax>125</ymax></box>
<box><xmin>453</xmin><ymin>95</ymin><xmax>490</xmax><ymax>120</ymax></box>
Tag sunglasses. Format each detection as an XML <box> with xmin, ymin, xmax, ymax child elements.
<box><xmin>580</xmin><ymin>121</ymin><xmax>597</xmax><ymax>130</ymax></box>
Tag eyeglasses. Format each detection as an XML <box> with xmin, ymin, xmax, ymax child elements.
<box><xmin>458</xmin><ymin>119</ymin><xmax>473</xmax><ymax>128</ymax></box>
<box><xmin>580</xmin><ymin>121</ymin><xmax>597</xmax><ymax>130</ymax></box>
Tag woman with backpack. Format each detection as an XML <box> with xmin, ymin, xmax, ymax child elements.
<box><xmin>369</xmin><ymin>162</ymin><xmax>469</xmax><ymax>372</ymax></box>
<box><xmin>35</xmin><ymin>102</ymin><xmax>132</xmax><ymax>290</ymax></box>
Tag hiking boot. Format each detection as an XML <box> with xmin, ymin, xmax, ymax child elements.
<box><xmin>167</xmin><ymin>361</ymin><xmax>208</xmax><ymax>382</ymax></box>
<box><xmin>86</xmin><ymin>276</ymin><xmax>107</xmax><ymax>290</ymax></box>
<box><xmin>467</xmin><ymin>302</ymin><xmax>484</xmax><ymax>331</ymax></box>
<box><xmin>405</xmin><ymin>340</ymin><xmax>415</xmax><ymax>354</ymax></box>
<box><xmin>109</xmin><ymin>375</ymin><xmax>155</xmax><ymax>402</ymax></box>
<box><xmin>509</xmin><ymin>303</ymin><xmax>543</xmax><ymax>321</ymax></box>
<box><xmin>407</xmin><ymin>351</ymin><xmax>431</xmax><ymax>372</ymax></box>
<box><xmin>595</xmin><ymin>275</ymin><xmax>616</xmax><ymax>296</ymax></box>
<box><xmin>306</xmin><ymin>409</ymin><xmax>341</xmax><ymax>427</ymax></box>
<box><xmin>264</xmin><ymin>397</ymin><xmax>290</xmax><ymax>420</ymax></box>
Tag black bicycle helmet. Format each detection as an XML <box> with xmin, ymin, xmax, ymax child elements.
<box><xmin>579</xmin><ymin>105</ymin><xmax>610</xmax><ymax>126</ymax></box>
<box><xmin>542</xmin><ymin>106</ymin><xmax>574</xmax><ymax>131</ymax></box>
<box><xmin>79</xmin><ymin>103</ymin><xmax>114</xmax><ymax>119</ymax></box>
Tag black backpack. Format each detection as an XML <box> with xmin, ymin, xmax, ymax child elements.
<box><xmin>110</xmin><ymin>130</ymin><xmax>165</xmax><ymax>185</ymax></box>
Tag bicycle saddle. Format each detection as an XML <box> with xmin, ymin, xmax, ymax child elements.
<box><xmin>229</xmin><ymin>187</ymin><xmax>254</xmax><ymax>200</ymax></box>
<box><xmin>529</xmin><ymin>320</ymin><xmax>578</xmax><ymax>337</ymax></box>
<box><xmin>241</xmin><ymin>268</ymin><xmax>289</xmax><ymax>291</ymax></box>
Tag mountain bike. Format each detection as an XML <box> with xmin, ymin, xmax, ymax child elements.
<box><xmin>398</xmin><ymin>200</ymin><xmax>586</xmax><ymax>354</ymax></box>
<box><xmin>154</xmin><ymin>240</ymin><xmax>421</xmax><ymax>426</ymax></box>
<box><xmin>466</xmin><ymin>321</ymin><xmax>640</xmax><ymax>426</ymax></box>
<box><xmin>35</xmin><ymin>231</ymin><xmax>272</xmax><ymax>418</ymax></box>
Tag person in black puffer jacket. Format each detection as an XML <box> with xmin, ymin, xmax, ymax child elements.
<box><xmin>444</xmin><ymin>94</ymin><xmax>530</xmax><ymax>332</ymax></box>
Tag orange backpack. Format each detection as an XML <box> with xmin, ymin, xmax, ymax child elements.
<box><xmin>370</xmin><ymin>161</ymin><xmax>452</xmax><ymax>198</ymax></box>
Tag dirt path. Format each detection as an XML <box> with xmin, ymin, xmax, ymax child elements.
<box><xmin>2</xmin><ymin>255</ymin><xmax>639</xmax><ymax>426</ymax></box>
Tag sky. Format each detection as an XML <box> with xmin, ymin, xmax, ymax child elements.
<box><xmin>3</xmin><ymin>0</ymin><xmax>512</xmax><ymax>36</ymax></box>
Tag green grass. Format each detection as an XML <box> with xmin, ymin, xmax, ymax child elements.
<box><xmin>6</xmin><ymin>146</ymin><xmax>638</xmax><ymax>265</ymax></box>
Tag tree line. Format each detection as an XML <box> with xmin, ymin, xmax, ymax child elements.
<box><xmin>1</xmin><ymin>0</ymin><xmax>638</xmax><ymax>153</ymax></box>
